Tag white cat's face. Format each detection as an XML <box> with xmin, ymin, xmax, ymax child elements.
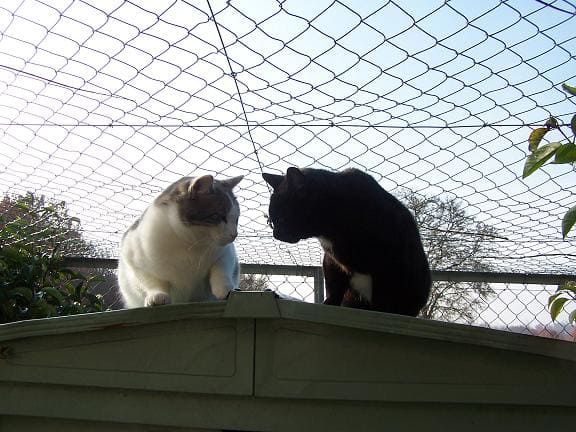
<box><xmin>202</xmin><ymin>200</ymin><xmax>239</xmax><ymax>246</ymax></box>
<box><xmin>157</xmin><ymin>174</ymin><xmax>243</xmax><ymax>246</ymax></box>
<box><xmin>167</xmin><ymin>205</ymin><xmax>239</xmax><ymax>246</ymax></box>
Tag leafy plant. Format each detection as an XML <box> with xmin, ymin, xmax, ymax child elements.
<box><xmin>522</xmin><ymin>83</ymin><xmax>576</xmax><ymax>238</ymax></box>
<box><xmin>0</xmin><ymin>246</ymin><xmax>104</xmax><ymax>322</ymax></box>
<box><xmin>549</xmin><ymin>282</ymin><xmax>576</xmax><ymax>324</ymax></box>
<box><xmin>523</xmin><ymin>83</ymin><xmax>576</xmax><ymax>326</ymax></box>
<box><xmin>0</xmin><ymin>193</ymin><xmax>105</xmax><ymax>323</ymax></box>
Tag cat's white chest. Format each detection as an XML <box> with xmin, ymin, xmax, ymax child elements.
<box><xmin>350</xmin><ymin>272</ymin><xmax>373</xmax><ymax>302</ymax></box>
<box><xmin>318</xmin><ymin>236</ymin><xmax>372</xmax><ymax>302</ymax></box>
<box><xmin>165</xmin><ymin>246</ymin><xmax>216</xmax><ymax>283</ymax></box>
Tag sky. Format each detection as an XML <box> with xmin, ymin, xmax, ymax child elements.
<box><xmin>0</xmin><ymin>0</ymin><xmax>575</xmax><ymax>280</ymax></box>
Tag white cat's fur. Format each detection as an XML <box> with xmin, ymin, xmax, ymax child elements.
<box><xmin>118</xmin><ymin>175</ymin><xmax>242</xmax><ymax>308</ymax></box>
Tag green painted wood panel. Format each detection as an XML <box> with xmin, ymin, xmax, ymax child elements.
<box><xmin>0</xmin><ymin>305</ymin><xmax>254</xmax><ymax>396</ymax></box>
<box><xmin>2</xmin><ymin>381</ymin><xmax>575</xmax><ymax>431</ymax></box>
<box><xmin>0</xmin><ymin>291</ymin><xmax>575</xmax><ymax>431</ymax></box>
<box><xmin>254</xmin><ymin>318</ymin><xmax>576</xmax><ymax>406</ymax></box>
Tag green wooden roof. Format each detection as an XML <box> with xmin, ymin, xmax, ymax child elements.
<box><xmin>0</xmin><ymin>291</ymin><xmax>575</xmax><ymax>431</ymax></box>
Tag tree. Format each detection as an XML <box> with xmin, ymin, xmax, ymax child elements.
<box><xmin>0</xmin><ymin>193</ymin><xmax>94</xmax><ymax>256</ymax></box>
<box><xmin>0</xmin><ymin>192</ymin><xmax>107</xmax><ymax>322</ymax></box>
<box><xmin>399</xmin><ymin>192</ymin><xmax>496</xmax><ymax>322</ymax></box>
<box><xmin>239</xmin><ymin>273</ymin><xmax>269</xmax><ymax>291</ymax></box>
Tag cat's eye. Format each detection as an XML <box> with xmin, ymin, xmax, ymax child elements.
<box><xmin>205</xmin><ymin>213</ymin><xmax>224</xmax><ymax>223</ymax></box>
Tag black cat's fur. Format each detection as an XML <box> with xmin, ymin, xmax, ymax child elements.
<box><xmin>263</xmin><ymin>167</ymin><xmax>431</xmax><ymax>316</ymax></box>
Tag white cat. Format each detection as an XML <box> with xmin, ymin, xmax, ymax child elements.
<box><xmin>118</xmin><ymin>174</ymin><xmax>243</xmax><ymax>308</ymax></box>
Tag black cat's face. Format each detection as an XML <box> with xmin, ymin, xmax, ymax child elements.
<box><xmin>263</xmin><ymin>168</ymin><xmax>312</xmax><ymax>244</ymax></box>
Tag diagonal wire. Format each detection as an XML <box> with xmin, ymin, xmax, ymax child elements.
<box><xmin>534</xmin><ymin>0</ymin><xmax>576</xmax><ymax>15</ymax></box>
<box><xmin>0</xmin><ymin>64</ymin><xmax>129</xmax><ymax>100</ymax></box>
<box><xmin>206</xmin><ymin>0</ymin><xmax>265</xmax><ymax>176</ymax></box>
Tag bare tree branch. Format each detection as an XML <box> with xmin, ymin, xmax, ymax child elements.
<box><xmin>398</xmin><ymin>190</ymin><xmax>496</xmax><ymax>321</ymax></box>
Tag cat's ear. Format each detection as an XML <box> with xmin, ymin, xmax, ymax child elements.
<box><xmin>221</xmin><ymin>175</ymin><xmax>243</xmax><ymax>190</ymax></box>
<box><xmin>189</xmin><ymin>175</ymin><xmax>214</xmax><ymax>194</ymax></box>
<box><xmin>286</xmin><ymin>167</ymin><xmax>306</xmax><ymax>190</ymax></box>
<box><xmin>262</xmin><ymin>172</ymin><xmax>284</xmax><ymax>190</ymax></box>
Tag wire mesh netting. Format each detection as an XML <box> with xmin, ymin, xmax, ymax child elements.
<box><xmin>241</xmin><ymin>274</ymin><xmax>575</xmax><ymax>343</ymax></box>
<box><xmin>89</xmin><ymin>266</ymin><xmax>575</xmax><ymax>340</ymax></box>
<box><xmin>1</xmin><ymin>0</ymin><xmax>576</xmax><ymax>332</ymax></box>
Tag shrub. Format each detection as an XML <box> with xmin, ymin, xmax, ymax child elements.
<box><xmin>0</xmin><ymin>193</ymin><xmax>105</xmax><ymax>323</ymax></box>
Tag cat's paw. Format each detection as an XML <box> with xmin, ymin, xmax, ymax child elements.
<box><xmin>211</xmin><ymin>284</ymin><xmax>234</xmax><ymax>301</ymax></box>
<box><xmin>144</xmin><ymin>292</ymin><xmax>171</xmax><ymax>307</ymax></box>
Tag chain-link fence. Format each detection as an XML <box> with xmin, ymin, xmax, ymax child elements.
<box><xmin>1</xmin><ymin>1</ymin><xmax>576</xmax><ymax>337</ymax></box>
<box><xmin>62</xmin><ymin>257</ymin><xmax>575</xmax><ymax>340</ymax></box>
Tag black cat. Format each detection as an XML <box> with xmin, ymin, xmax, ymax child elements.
<box><xmin>263</xmin><ymin>167</ymin><xmax>431</xmax><ymax>316</ymax></box>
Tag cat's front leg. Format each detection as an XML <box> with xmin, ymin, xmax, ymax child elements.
<box><xmin>209</xmin><ymin>247</ymin><xmax>240</xmax><ymax>300</ymax></box>
<box><xmin>144</xmin><ymin>291</ymin><xmax>171</xmax><ymax>307</ymax></box>
<box><xmin>209</xmin><ymin>268</ymin><xmax>238</xmax><ymax>300</ymax></box>
<box><xmin>138</xmin><ymin>273</ymin><xmax>172</xmax><ymax>307</ymax></box>
<box><xmin>322</xmin><ymin>253</ymin><xmax>350</xmax><ymax>306</ymax></box>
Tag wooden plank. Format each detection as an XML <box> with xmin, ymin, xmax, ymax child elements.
<box><xmin>0</xmin><ymin>315</ymin><xmax>254</xmax><ymax>396</ymax></box>
<box><xmin>254</xmin><ymin>317</ymin><xmax>576</xmax><ymax>406</ymax></box>
<box><xmin>1</xmin><ymin>381</ymin><xmax>575</xmax><ymax>431</ymax></box>
<box><xmin>276</xmin><ymin>299</ymin><xmax>576</xmax><ymax>362</ymax></box>
<box><xmin>0</xmin><ymin>301</ymin><xmax>228</xmax><ymax>343</ymax></box>
<box><xmin>0</xmin><ymin>416</ymin><xmax>212</xmax><ymax>432</ymax></box>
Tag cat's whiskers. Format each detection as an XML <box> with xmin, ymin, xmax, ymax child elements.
<box><xmin>186</xmin><ymin>238</ymin><xmax>217</xmax><ymax>272</ymax></box>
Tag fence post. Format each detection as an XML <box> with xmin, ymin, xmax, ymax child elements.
<box><xmin>313</xmin><ymin>266</ymin><xmax>324</xmax><ymax>304</ymax></box>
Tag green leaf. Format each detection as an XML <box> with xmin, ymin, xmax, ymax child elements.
<box><xmin>562</xmin><ymin>205</ymin><xmax>576</xmax><ymax>239</ymax></box>
<box><xmin>571</xmin><ymin>114</ymin><xmax>576</xmax><ymax>137</ymax></box>
<box><xmin>548</xmin><ymin>291</ymin><xmax>563</xmax><ymax>307</ymax></box>
<box><xmin>31</xmin><ymin>298</ymin><xmax>57</xmax><ymax>318</ymax></box>
<box><xmin>559</xmin><ymin>281</ymin><xmax>576</xmax><ymax>293</ymax></box>
<box><xmin>8</xmin><ymin>286</ymin><xmax>34</xmax><ymax>303</ymax></box>
<box><xmin>545</xmin><ymin>116</ymin><xmax>559</xmax><ymax>129</ymax></box>
<box><xmin>550</xmin><ymin>297</ymin><xmax>569</xmax><ymax>321</ymax></box>
<box><xmin>528</xmin><ymin>127</ymin><xmax>548</xmax><ymax>152</ymax></box>
<box><xmin>42</xmin><ymin>287</ymin><xmax>65</xmax><ymax>304</ymax></box>
<box><xmin>58</xmin><ymin>268</ymin><xmax>85</xmax><ymax>280</ymax></box>
<box><xmin>522</xmin><ymin>142</ymin><xmax>562</xmax><ymax>178</ymax></box>
<box><xmin>554</xmin><ymin>143</ymin><xmax>576</xmax><ymax>164</ymax></box>
<box><xmin>569</xmin><ymin>309</ymin><xmax>576</xmax><ymax>324</ymax></box>
<box><xmin>562</xmin><ymin>83</ymin><xmax>576</xmax><ymax>96</ymax></box>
